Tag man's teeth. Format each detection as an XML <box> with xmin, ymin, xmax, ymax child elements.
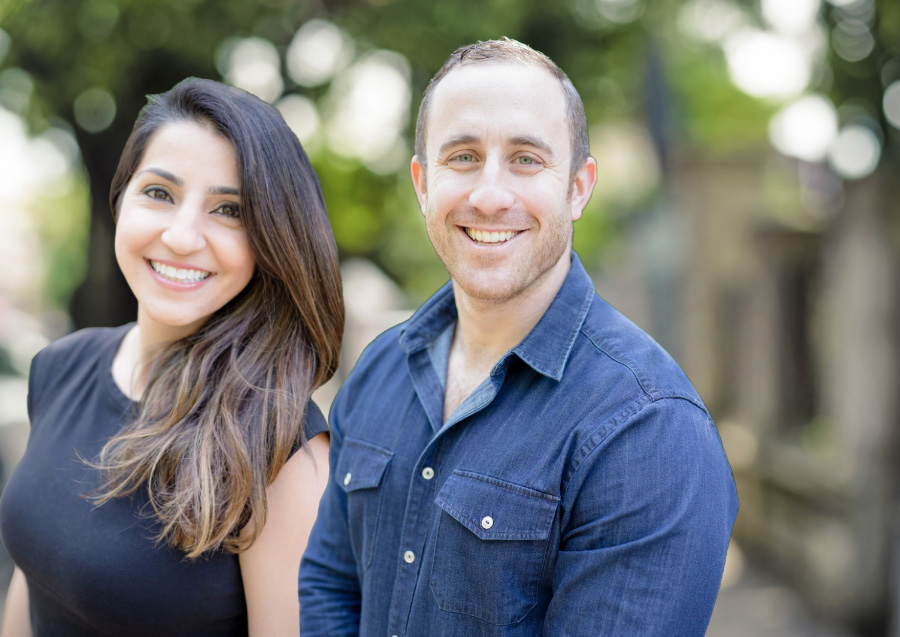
<box><xmin>464</xmin><ymin>228</ymin><xmax>519</xmax><ymax>244</ymax></box>
<box><xmin>150</xmin><ymin>260</ymin><xmax>211</xmax><ymax>283</ymax></box>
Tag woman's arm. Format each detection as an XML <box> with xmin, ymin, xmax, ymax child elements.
<box><xmin>0</xmin><ymin>567</ymin><xmax>32</xmax><ymax>637</ymax></box>
<box><xmin>239</xmin><ymin>432</ymin><xmax>330</xmax><ymax>637</ymax></box>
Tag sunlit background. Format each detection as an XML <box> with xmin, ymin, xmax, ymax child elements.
<box><xmin>1</xmin><ymin>0</ymin><xmax>898</xmax><ymax>634</ymax></box>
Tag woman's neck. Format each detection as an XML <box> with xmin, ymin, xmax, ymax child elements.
<box><xmin>112</xmin><ymin>307</ymin><xmax>197</xmax><ymax>400</ymax></box>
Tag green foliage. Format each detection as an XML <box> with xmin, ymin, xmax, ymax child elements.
<box><xmin>32</xmin><ymin>175</ymin><xmax>91</xmax><ymax>306</ymax></box>
<box><xmin>667</xmin><ymin>43</ymin><xmax>775</xmax><ymax>154</ymax></box>
<box><xmin>3</xmin><ymin>0</ymin><xmax>897</xmax><ymax>318</ymax></box>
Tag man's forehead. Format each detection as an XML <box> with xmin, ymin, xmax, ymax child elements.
<box><xmin>426</xmin><ymin>62</ymin><xmax>568</xmax><ymax>138</ymax></box>
<box><xmin>433</xmin><ymin>60</ymin><xmax>563</xmax><ymax>101</ymax></box>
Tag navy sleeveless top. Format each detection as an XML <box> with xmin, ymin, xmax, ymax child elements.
<box><xmin>0</xmin><ymin>325</ymin><xmax>327</xmax><ymax>636</ymax></box>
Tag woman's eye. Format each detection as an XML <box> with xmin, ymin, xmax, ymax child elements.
<box><xmin>215</xmin><ymin>203</ymin><xmax>241</xmax><ymax>219</ymax></box>
<box><xmin>143</xmin><ymin>187</ymin><xmax>172</xmax><ymax>202</ymax></box>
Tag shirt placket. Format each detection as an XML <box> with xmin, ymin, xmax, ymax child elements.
<box><xmin>384</xmin><ymin>347</ymin><xmax>445</xmax><ymax>636</ymax></box>
<box><xmin>385</xmin><ymin>432</ymin><xmax>446</xmax><ymax>637</ymax></box>
<box><xmin>386</xmin><ymin>347</ymin><xmax>505</xmax><ymax>635</ymax></box>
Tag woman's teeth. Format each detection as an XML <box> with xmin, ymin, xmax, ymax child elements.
<box><xmin>150</xmin><ymin>260</ymin><xmax>211</xmax><ymax>283</ymax></box>
<box><xmin>464</xmin><ymin>228</ymin><xmax>519</xmax><ymax>244</ymax></box>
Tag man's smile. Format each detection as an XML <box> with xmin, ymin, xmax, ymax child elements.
<box><xmin>463</xmin><ymin>227</ymin><xmax>521</xmax><ymax>246</ymax></box>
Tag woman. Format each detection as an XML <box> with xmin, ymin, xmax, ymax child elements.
<box><xmin>0</xmin><ymin>78</ymin><xmax>344</xmax><ymax>635</ymax></box>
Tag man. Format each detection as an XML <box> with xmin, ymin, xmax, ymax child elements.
<box><xmin>300</xmin><ymin>38</ymin><xmax>738</xmax><ymax>636</ymax></box>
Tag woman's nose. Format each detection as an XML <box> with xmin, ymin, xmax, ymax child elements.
<box><xmin>160</xmin><ymin>205</ymin><xmax>206</xmax><ymax>254</ymax></box>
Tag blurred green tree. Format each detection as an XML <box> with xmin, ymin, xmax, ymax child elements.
<box><xmin>1</xmin><ymin>0</ymin><xmax>896</xmax><ymax>327</ymax></box>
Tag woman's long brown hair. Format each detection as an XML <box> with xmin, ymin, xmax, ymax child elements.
<box><xmin>92</xmin><ymin>78</ymin><xmax>344</xmax><ymax>558</ymax></box>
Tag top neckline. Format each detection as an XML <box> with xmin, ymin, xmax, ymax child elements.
<box><xmin>102</xmin><ymin>323</ymin><xmax>139</xmax><ymax>413</ymax></box>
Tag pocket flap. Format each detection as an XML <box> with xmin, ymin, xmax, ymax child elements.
<box><xmin>434</xmin><ymin>471</ymin><xmax>558</xmax><ymax>541</ymax></box>
<box><xmin>336</xmin><ymin>437</ymin><xmax>393</xmax><ymax>493</ymax></box>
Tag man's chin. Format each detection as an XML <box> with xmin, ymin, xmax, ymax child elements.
<box><xmin>450</xmin><ymin>273</ymin><xmax>525</xmax><ymax>305</ymax></box>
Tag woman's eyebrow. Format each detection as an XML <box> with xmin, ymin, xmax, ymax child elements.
<box><xmin>136</xmin><ymin>167</ymin><xmax>182</xmax><ymax>186</ymax></box>
<box><xmin>209</xmin><ymin>185</ymin><xmax>240</xmax><ymax>196</ymax></box>
<box><xmin>136</xmin><ymin>167</ymin><xmax>239</xmax><ymax>196</ymax></box>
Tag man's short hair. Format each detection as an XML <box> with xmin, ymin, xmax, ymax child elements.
<box><xmin>414</xmin><ymin>37</ymin><xmax>590</xmax><ymax>180</ymax></box>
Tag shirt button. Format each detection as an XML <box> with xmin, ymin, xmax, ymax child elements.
<box><xmin>421</xmin><ymin>467</ymin><xmax>434</xmax><ymax>480</ymax></box>
<box><xmin>343</xmin><ymin>473</ymin><xmax>351</xmax><ymax>486</ymax></box>
<box><xmin>481</xmin><ymin>516</ymin><xmax>494</xmax><ymax>530</ymax></box>
<box><xmin>403</xmin><ymin>550</ymin><xmax>415</xmax><ymax>564</ymax></box>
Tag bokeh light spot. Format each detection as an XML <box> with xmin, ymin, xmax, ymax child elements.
<box><xmin>276</xmin><ymin>94</ymin><xmax>320</xmax><ymax>147</ymax></box>
<box><xmin>769</xmin><ymin>94</ymin><xmax>837</xmax><ymax>162</ymax></box>
<box><xmin>73</xmin><ymin>88</ymin><xmax>116</xmax><ymax>133</ymax></box>
<box><xmin>678</xmin><ymin>0</ymin><xmax>748</xmax><ymax>43</ymax></box>
<box><xmin>0</xmin><ymin>28</ymin><xmax>10</xmax><ymax>65</ymax></box>
<box><xmin>883</xmin><ymin>81</ymin><xmax>900</xmax><ymax>129</ymax></box>
<box><xmin>325</xmin><ymin>50</ymin><xmax>411</xmax><ymax>174</ymax></box>
<box><xmin>589</xmin><ymin>121</ymin><xmax>661</xmax><ymax>205</ymax></box>
<box><xmin>828</xmin><ymin>124</ymin><xmax>880</xmax><ymax>179</ymax></box>
<box><xmin>287</xmin><ymin>20</ymin><xmax>353</xmax><ymax>88</ymax></box>
<box><xmin>0</xmin><ymin>69</ymin><xmax>34</xmax><ymax>114</ymax></box>
<box><xmin>725</xmin><ymin>29</ymin><xmax>811</xmax><ymax>99</ymax></box>
<box><xmin>220</xmin><ymin>37</ymin><xmax>283</xmax><ymax>103</ymax></box>
<box><xmin>594</xmin><ymin>0</ymin><xmax>644</xmax><ymax>25</ymax></box>
<box><xmin>831</xmin><ymin>21</ymin><xmax>875</xmax><ymax>62</ymax></box>
<box><xmin>830</xmin><ymin>0</ymin><xmax>875</xmax><ymax>24</ymax></box>
<box><xmin>761</xmin><ymin>0</ymin><xmax>821</xmax><ymax>35</ymax></box>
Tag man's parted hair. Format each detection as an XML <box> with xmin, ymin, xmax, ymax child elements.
<box><xmin>414</xmin><ymin>37</ymin><xmax>590</xmax><ymax>179</ymax></box>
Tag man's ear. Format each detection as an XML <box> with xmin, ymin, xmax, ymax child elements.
<box><xmin>410</xmin><ymin>155</ymin><xmax>427</xmax><ymax>216</ymax></box>
<box><xmin>569</xmin><ymin>157</ymin><xmax>598</xmax><ymax>222</ymax></box>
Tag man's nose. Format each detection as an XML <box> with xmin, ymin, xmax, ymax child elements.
<box><xmin>468</xmin><ymin>158</ymin><xmax>515</xmax><ymax>213</ymax></box>
<box><xmin>161</xmin><ymin>204</ymin><xmax>206</xmax><ymax>254</ymax></box>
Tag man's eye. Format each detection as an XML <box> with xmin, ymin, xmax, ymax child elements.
<box><xmin>143</xmin><ymin>187</ymin><xmax>172</xmax><ymax>202</ymax></box>
<box><xmin>454</xmin><ymin>153</ymin><xmax>475</xmax><ymax>163</ymax></box>
<box><xmin>515</xmin><ymin>156</ymin><xmax>537</xmax><ymax>165</ymax></box>
<box><xmin>215</xmin><ymin>203</ymin><xmax>241</xmax><ymax>219</ymax></box>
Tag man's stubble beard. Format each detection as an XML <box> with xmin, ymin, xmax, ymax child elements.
<box><xmin>425</xmin><ymin>202</ymin><xmax>573</xmax><ymax>306</ymax></box>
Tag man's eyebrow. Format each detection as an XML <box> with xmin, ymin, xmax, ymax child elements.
<box><xmin>509</xmin><ymin>136</ymin><xmax>555</xmax><ymax>158</ymax></box>
<box><xmin>437</xmin><ymin>135</ymin><xmax>480</xmax><ymax>158</ymax></box>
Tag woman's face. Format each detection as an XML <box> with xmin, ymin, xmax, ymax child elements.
<box><xmin>115</xmin><ymin>120</ymin><xmax>256</xmax><ymax>340</ymax></box>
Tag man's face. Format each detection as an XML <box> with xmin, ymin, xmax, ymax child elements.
<box><xmin>411</xmin><ymin>62</ymin><xmax>596</xmax><ymax>305</ymax></box>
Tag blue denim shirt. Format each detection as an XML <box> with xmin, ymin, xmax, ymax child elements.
<box><xmin>300</xmin><ymin>253</ymin><xmax>738</xmax><ymax>636</ymax></box>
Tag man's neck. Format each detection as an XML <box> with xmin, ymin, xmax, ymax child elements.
<box><xmin>442</xmin><ymin>253</ymin><xmax>571</xmax><ymax>420</ymax></box>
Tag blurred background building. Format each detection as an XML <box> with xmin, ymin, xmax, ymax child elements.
<box><xmin>0</xmin><ymin>0</ymin><xmax>898</xmax><ymax>634</ymax></box>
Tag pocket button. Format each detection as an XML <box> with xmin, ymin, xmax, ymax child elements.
<box><xmin>481</xmin><ymin>516</ymin><xmax>493</xmax><ymax>530</ymax></box>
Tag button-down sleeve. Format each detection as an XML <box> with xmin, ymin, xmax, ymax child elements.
<box><xmin>544</xmin><ymin>397</ymin><xmax>738</xmax><ymax>636</ymax></box>
<box><xmin>299</xmin><ymin>388</ymin><xmax>362</xmax><ymax>636</ymax></box>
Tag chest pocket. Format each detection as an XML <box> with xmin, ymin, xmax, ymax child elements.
<box><xmin>336</xmin><ymin>437</ymin><xmax>393</xmax><ymax>572</ymax></box>
<box><xmin>430</xmin><ymin>470</ymin><xmax>559</xmax><ymax>626</ymax></box>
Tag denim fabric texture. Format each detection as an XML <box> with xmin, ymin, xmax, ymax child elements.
<box><xmin>299</xmin><ymin>252</ymin><xmax>739</xmax><ymax>636</ymax></box>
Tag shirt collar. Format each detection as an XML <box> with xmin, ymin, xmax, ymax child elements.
<box><xmin>399</xmin><ymin>252</ymin><xmax>595</xmax><ymax>382</ymax></box>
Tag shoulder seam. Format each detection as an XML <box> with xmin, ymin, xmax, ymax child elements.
<box><xmin>562</xmin><ymin>395</ymin><xmax>709</xmax><ymax>494</ymax></box>
<box><xmin>579</xmin><ymin>326</ymin><xmax>652</xmax><ymax>399</ymax></box>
